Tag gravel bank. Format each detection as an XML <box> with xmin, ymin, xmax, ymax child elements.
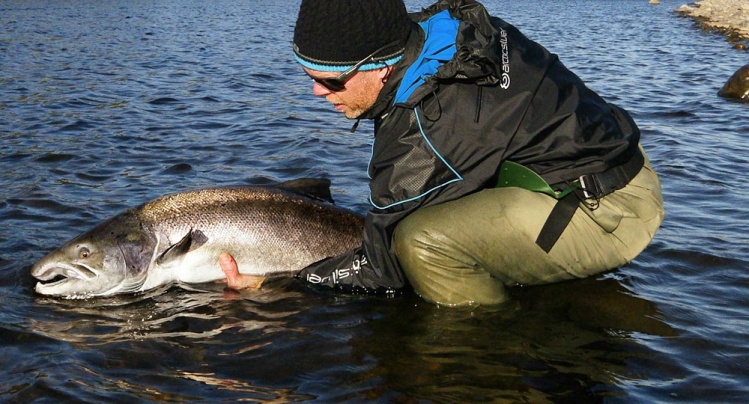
<box><xmin>676</xmin><ymin>0</ymin><xmax>749</xmax><ymax>49</ymax></box>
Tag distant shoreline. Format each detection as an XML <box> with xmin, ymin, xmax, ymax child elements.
<box><xmin>676</xmin><ymin>0</ymin><xmax>749</xmax><ymax>49</ymax></box>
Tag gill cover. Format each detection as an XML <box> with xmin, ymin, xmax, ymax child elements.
<box><xmin>114</xmin><ymin>230</ymin><xmax>157</xmax><ymax>293</ymax></box>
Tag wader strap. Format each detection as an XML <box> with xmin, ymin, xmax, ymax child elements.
<box><xmin>577</xmin><ymin>147</ymin><xmax>645</xmax><ymax>199</ymax></box>
<box><xmin>496</xmin><ymin>147</ymin><xmax>645</xmax><ymax>253</ymax></box>
<box><xmin>535</xmin><ymin>192</ymin><xmax>579</xmax><ymax>253</ymax></box>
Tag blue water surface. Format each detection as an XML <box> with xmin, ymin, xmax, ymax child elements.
<box><xmin>1</xmin><ymin>0</ymin><xmax>748</xmax><ymax>402</ymax></box>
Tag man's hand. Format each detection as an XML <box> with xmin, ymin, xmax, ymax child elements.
<box><xmin>218</xmin><ymin>252</ymin><xmax>265</xmax><ymax>290</ymax></box>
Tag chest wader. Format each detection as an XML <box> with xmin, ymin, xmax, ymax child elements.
<box><xmin>495</xmin><ymin>148</ymin><xmax>645</xmax><ymax>253</ymax></box>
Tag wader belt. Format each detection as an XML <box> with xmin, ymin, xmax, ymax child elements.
<box><xmin>496</xmin><ymin>148</ymin><xmax>645</xmax><ymax>253</ymax></box>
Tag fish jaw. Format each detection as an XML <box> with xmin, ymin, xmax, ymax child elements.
<box><xmin>31</xmin><ymin>258</ymin><xmax>146</xmax><ymax>299</ymax></box>
<box><xmin>32</xmin><ymin>260</ymin><xmax>101</xmax><ymax>298</ymax></box>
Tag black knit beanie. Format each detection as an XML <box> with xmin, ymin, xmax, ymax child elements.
<box><xmin>293</xmin><ymin>0</ymin><xmax>412</xmax><ymax>72</ymax></box>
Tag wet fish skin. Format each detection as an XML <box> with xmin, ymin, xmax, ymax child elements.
<box><xmin>30</xmin><ymin>180</ymin><xmax>364</xmax><ymax>299</ymax></box>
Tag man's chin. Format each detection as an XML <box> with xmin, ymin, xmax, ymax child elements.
<box><xmin>332</xmin><ymin>103</ymin><xmax>363</xmax><ymax>119</ymax></box>
<box><xmin>341</xmin><ymin>109</ymin><xmax>362</xmax><ymax>120</ymax></box>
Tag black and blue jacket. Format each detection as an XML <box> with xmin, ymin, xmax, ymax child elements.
<box><xmin>296</xmin><ymin>0</ymin><xmax>641</xmax><ymax>294</ymax></box>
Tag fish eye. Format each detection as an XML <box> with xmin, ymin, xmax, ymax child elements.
<box><xmin>79</xmin><ymin>247</ymin><xmax>90</xmax><ymax>259</ymax></box>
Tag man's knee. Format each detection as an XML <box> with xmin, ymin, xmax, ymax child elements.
<box><xmin>394</xmin><ymin>206</ymin><xmax>509</xmax><ymax>306</ymax></box>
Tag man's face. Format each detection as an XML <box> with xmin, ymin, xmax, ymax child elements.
<box><xmin>303</xmin><ymin>67</ymin><xmax>388</xmax><ymax>119</ymax></box>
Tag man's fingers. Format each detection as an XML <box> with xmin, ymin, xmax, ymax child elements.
<box><xmin>219</xmin><ymin>252</ymin><xmax>240</xmax><ymax>281</ymax></box>
<box><xmin>218</xmin><ymin>252</ymin><xmax>265</xmax><ymax>290</ymax></box>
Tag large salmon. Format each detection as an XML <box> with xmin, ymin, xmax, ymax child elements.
<box><xmin>30</xmin><ymin>179</ymin><xmax>363</xmax><ymax>299</ymax></box>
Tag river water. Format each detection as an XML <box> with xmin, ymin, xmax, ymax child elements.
<box><xmin>2</xmin><ymin>0</ymin><xmax>748</xmax><ymax>402</ymax></box>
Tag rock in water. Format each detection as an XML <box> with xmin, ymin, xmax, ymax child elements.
<box><xmin>718</xmin><ymin>64</ymin><xmax>749</xmax><ymax>102</ymax></box>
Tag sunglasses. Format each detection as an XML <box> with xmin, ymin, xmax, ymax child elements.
<box><xmin>311</xmin><ymin>42</ymin><xmax>400</xmax><ymax>92</ymax></box>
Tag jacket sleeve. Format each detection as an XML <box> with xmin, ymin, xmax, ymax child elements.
<box><xmin>295</xmin><ymin>209</ymin><xmax>411</xmax><ymax>295</ymax></box>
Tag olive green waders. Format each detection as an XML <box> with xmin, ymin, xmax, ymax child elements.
<box><xmin>393</xmin><ymin>149</ymin><xmax>665</xmax><ymax>305</ymax></box>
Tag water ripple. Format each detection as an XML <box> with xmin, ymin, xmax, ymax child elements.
<box><xmin>2</xmin><ymin>0</ymin><xmax>749</xmax><ymax>402</ymax></box>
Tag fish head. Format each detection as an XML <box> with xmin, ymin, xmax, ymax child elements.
<box><xmin>31</xmin><ymin>212</ymin><xmax>157</xmax><ymax>299</ymax></box>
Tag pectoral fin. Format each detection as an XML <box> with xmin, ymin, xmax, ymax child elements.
<box><xmin>157</xmin><ymin>229</ymin><xmax>208</xmax><ymax>265</ymax></box>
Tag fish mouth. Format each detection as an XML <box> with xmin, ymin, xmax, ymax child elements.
<box><xmin>32</xmin><ymin>263</ymin><xmax>98</xmax><ymax>291</ymax></box>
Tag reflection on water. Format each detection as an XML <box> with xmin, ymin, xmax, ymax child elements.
<box><xmin>514</xmin><ymin>276</ymin><xmax>676</xmax><ymax>337</ymax></box>
<box><xmin>15</xmin><ymin>268</ymin><xmax>679</xmax><ymax>402</ymax></box>
<box><xmin>29</xmin><ymin>279</ymin><xmax>305</xmax><ymax>345</ymax></box>
<box><xmin>177</xmin><ymin>371</ymin><xmax>315</xmax><ymax>402</ymax></box>
<box><xmin>2</xmin><ymin>0</ymin><xmax>749</xmax><ymax>401</ymax></box>
<box><xmin>352</xmin><ymin>277</ymin><xmax>677</xmax><ymax>402</ymax></box>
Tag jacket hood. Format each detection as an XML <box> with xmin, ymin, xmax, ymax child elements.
<box><xmin>358</xmin><ymin>0</ymin><xmax>506</xmax><ymax>119</ymax></box>
<box><xmin>415</xmin><ymin>0</ymin><xmax>506</xmax><ymax>86</ymax></box>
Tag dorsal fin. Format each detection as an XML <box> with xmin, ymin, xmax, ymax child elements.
<box><xmin>275</xmin><ymin>178</ymin><xmax>335</xmax><ymax>204</ymax></box>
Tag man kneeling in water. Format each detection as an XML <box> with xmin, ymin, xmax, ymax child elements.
<box><xmin>220</xmin><ymin>0</ymin><xmax>664</xmax><ymax>305</ymax></box>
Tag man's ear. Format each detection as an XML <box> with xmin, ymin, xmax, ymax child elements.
<box><xmin>378</xmin><ymin>65</ymin><xmax>395</xmax><ymax>83</ymax></box>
